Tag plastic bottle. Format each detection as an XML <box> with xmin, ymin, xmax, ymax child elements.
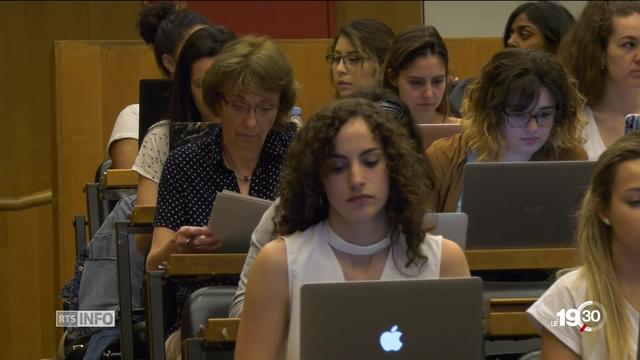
<box><xmin>290</xmin><ymin>106</ymin><xmax>302</xmax><ymax>127</ymax></box>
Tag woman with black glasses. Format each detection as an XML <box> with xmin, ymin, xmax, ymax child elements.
<box><xmin>426</xmin><ymin>48</ymin><xmax>587</xmax><ymax>213</ymax></box>
<box><xmin>325</xmin><ymin>19</ymin><xmax>394</xmax><ymax>98</ymax></box>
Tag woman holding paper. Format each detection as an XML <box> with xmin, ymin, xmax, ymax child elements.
<box><xmin>146</xmin><ymin>35</ymin><xmax>297</xmax><ymax>358</ymax></box>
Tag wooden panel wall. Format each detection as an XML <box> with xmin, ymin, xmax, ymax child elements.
<box><xmin>0</xmin><ymin>2</ymin><xmax>141</xmax><ymax>358</ymax></box>
<box><xmin>335</xmin><ymin>1</ymin><xmax>423</xmax><ymax>34</ymax></box>
<box><xmin>445</xmin><ymin>37</ymin><xmax>504</xmax><ymax>79</ymax></box>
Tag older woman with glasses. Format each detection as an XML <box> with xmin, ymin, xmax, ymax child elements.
<box><xmin>426</xmin><ymin>48</ymin><xmax>587</xmax><ymax>213</ymax></box>
<box><xmin>325</xmin><ymin>18</ymin><xmax>394</xmax><ymax>98</ymax></box>
<box><xmin>146</xmin><ymin>35</ymin><xmax>297</xmax><ymax>358</ymax></box>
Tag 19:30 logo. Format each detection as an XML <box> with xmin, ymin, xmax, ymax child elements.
<box><xmin>553</xmin><ymin>301</ymin><xmax>607</xmax><ymax>333</ymax></box>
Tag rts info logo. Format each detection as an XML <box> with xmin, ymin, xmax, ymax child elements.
<box><xmin>379</xmin><ymin>325</ymin><xmax>403</xmax><ymax>352</ymax></box>
<box><xmin>551</xmin><ymin>301</ymin><xmax>606</xmax><ymax>333</ymax></box>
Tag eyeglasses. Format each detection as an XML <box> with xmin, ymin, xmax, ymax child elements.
<box><xmin>222</xmin><ymin>95</ymin><xmax>278</xmax><ymax>119</ymax></box>
<box><xmin>325</xmin><ymin>53</ymin><xmax>366</xmax><ymax>71</ymax></box>
<box><xmin>504</xmin><ymin>109</ymin><xmax>558</xmax><ymax>128</ymax></box>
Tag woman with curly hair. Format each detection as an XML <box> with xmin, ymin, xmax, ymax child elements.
<box><xmin>527</xmin><ymin>132</ymin><xmax>640</xmax><ymax>359</ymax></box>
<box><xmin>426</xmin><ymin>48</ymin><xmax>587</xmax><ymax>213</ymax></box>
<box><xmin>558</xmin><ymin>1</ymin><xmax>640</xmax><ymax>160</ymax></box>
<box><xmin>234</xmin><ymin>98</ymin><xmax>470</xmax><ymax>360</ymax></box>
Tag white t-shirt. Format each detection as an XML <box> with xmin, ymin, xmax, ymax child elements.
<box><xmin>527</xmin><ymin>268</ymin><xmax>638</xmax><ymax>359</ymax></box>
<box><xmin>582</xmin><ymin>106</ymin><xmax>607</xmax><ymax>161</ymax></box>
<box><xmin>107</xmin><ymin>104</ymin><xmax>139</xmax><ymax>154</ymax></box>
<box><xmin>132</xmin><ymin>120</ymin><xmax>170</xmax><ymax>184</ymax></box>
<box><xmin>284</xmin><ymin>221</ymin><xmax>443</xmax><ymax>360</ymax></box>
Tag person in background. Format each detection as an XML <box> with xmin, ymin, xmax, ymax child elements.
<box><xmin>228</xmin><ymin>88</ymin><xmax>429</xmax><ymax>319</ymax></box>
<box><xmin>107</xmin><ymin>1</ymin><xmax>209</xmax><ymax>169</ymax></box>
<box><xmin>558</xmin><ymin>1</ymin><xmax>640</xmax><ymax>160</ymax></box>
<box><xmin>383</xmin><ymin>25</ymin><xmax>458</xmax><ymax>124</ymax></box>
<box><xmin>427</xmin><ymin>48</ymin><xmax>586</xmax><ymax>213</ymax></box>
<box><xmin>133</xmin><ymin>25</ymin><xmax>235</xmax><ymax>254</ymax></box>
<box><xmin>504</xmin><ymin>1</ymin><xmax>575</xmax><ymax>53</ymax></box>
<box><xmin>449</xmin><ymin>1</ymin><xmax>575</xmax><ymax>118</ymax></box>
<box><xmin>145</xmin><ymin>35</ymin><xmax>298</xmax><ymax>359</ymax></box>
<box><xmin>325</xmin><ymin>18</ymin><xmax>394</xmax><ymax>98</ymax></box>
<box><xmin>527</xmin><ymin>132</ymin><xmax>640</xmax><ymax>359</ymax></box>
<box><xmin>235</xmin><ymin>98</ymin><xmax>469</xmax><ymax>360</ymax></box>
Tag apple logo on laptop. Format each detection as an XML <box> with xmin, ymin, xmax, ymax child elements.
<box><xmin>379</xmin><ymin>325</ymin><xmax>403</xmax><ymax>352</ymax></box>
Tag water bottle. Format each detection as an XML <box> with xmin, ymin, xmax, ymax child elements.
<box><xmin>290</xmin><ymin>106</ymin><xmax>302</xmax><ymax>127</ymax></box>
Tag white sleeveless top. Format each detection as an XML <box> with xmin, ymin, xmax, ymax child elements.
<box><xmin>283</xmin><ymin>221</ymin><xmax>443</xmax><ymax>359</ymax></box>
<box><xmin>582</xmin><ymin>106</ymin><xmax>607</xmax><ymax>161</ymax></box>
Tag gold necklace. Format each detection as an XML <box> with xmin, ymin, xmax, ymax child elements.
<box><xmin>222</xmin><ymin>152</ymin><xmax>253</xmax><ymax>182</ymax></box>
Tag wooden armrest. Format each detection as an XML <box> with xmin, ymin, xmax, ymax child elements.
<box><xmin>466</xmin><ymin>248</ymin><xmax>577</xmax><ymax>270</ymax></box>
<box><xmin>130</xmin><ymin>205</ymin><xmax>155</xmax><ymax>225</ymax></box>
<box><xmin>101</xmin><ymin>169</ymin><xmax>138</xmax><ymax>188</ymax></box>
<box><xmin>203</xmin><ymin>318</ymin><xmax>240</xmax><ymax>342</ymax></box>
<box><xmin>165</xmin><ymin>253</ymin><xmax>246</xmax><ymax>277</ymax></box>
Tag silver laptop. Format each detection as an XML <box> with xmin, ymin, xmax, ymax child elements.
<box><xmin>300</xmin><ymin>277</ymin><xmax>484</xmax><ymax>360</ymax></box>
<box><xmin>417</xmin><ymin>123</ymin><xmax>461</xmax><ymax>149</ymax></box>
<box><xmin>428</xmin><ymin>212</ymin><xmax>468</xmax><ymax>249</ymax></box>
<box><xmin>461</xmin><ymin>161</ymin><xmax>595</xmax><ymax>249</ymax></box>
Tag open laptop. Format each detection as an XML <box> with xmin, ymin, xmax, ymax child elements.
<box><xmin>300</xmin><ymin>277</ymin><xmax>484</xmax><ymax>360</ymax></box>
<box><xmin>461</xmin><ymin>161</ymin><xmax>596</xmax><ymax>249</ymax></box>
<box><xmin>428</xmin><ymin>212</ymin><xmax>468</xmax><ymax>249</ymax></box>
<box><xmin>416</xmin><ymin>123</ymin><xmax>461</xmax><ymax>149</ymax></box>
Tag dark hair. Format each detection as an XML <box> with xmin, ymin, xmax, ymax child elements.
<box><xmin>328</xmin><ymin>19</ymin><xmax>395</xmax><ymax>88</ymax></box>
<box><xmin>462</xmin><ymin>48</ymin><xmax>585</xmax><ymax>161</ymax></box>
<box><xmin>350</xmin><ymin>87</ymin><xmax>425</xmax><ymax>154</ymax></box>
<box><xmin>170</xmin><ymin>26</ymin><xmax>235</xmax><ymax>123</ymax></box>
<box><xmin>383</xmin><ymin>25</ymin><xmax>450</xmax><ymax>118</ymax></box>
<box><xmin>138</xmin><ymin>1</ymin><xmax>209</xmax><ymax>77</ymax></box>
<box><xmin>275</xmin><ymin>98</ymin><xmax>435</xmax><ymax>267</ymax></box>
<box><xmin>202</xmin><ymin>35</ymin><xmax>297</xmax><ymax>132</ymax></box>
<box><xmin>503</xmin><ymin>1</ymin><xmax>575</xmax><ymax>53</ymax></box>
<box><xmin>558</xmin><ymin>1</ymin><xmax>640</xmax><ymax>104</ymax></box>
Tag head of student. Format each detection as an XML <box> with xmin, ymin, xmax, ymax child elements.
<box><xmin>276</xmin><ymin>98</ymin><xmax>434</xmax><ymax>265</ymax></box>
<box><xmin>558</xmin><ymin>1</ymin><xmax>640</xmax><ymax>104</ymax></box>
<box><xmin>576</xmin><ymin>131</ymin><xmax>640</xmax><ymax>360</ymax></box>
<box><xmin>138</xmin><ymin>1</ymin><xmax>209</xmax><ymax>77</ymax></box>
<box><xmin>503</xmin><ymin>1</ymin><xmax>575</xmax><ymax>53</ymax></box>
<box><xmin>383</xmin><ymin>25</ymin><xmax>450</xmax><ymax>124</ymax></box>
<box><xmin>326</xmin><ymin>19</ymin><xmax>394</xmax><ymax>98</ymax></box>
<box><xmin>171</xmin><ymin>25</ymin><xmax>235</xmax><ymax>123</ymax></box>
<box><xmin>462</xmin><ymin>48</ymin><xmax>585</xmax><ymax>162</ymax></box>
<box><xmin>202</xmin><ymin>35</ymin><xmax>297</xmax><ymax>149</ymax></box>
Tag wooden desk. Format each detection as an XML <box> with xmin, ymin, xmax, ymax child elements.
<box><xmin>466</xmin><ymin>248</ymin><xmax>578</xmax><ymax>271</ymax></box>
<box><xmin>200</xmin><ymin>299</ymin><xmax>538</xmax><ymax>343</ymax></box>
<box><xmin>165</xmin><ymin>253</ymin><xmax>247</xmax><ymax>277</ymax></box>
<box><xmin>101</xmin><ymin>169</ymin><xmax>138</xmax><ymax>188</ymax></box>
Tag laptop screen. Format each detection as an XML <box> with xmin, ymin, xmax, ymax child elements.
<box><xmin>300</xmin><ymin>278</ymin><xmax>484</xmax><ymax>360</ymax></box>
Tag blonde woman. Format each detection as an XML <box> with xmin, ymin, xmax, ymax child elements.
<box><xmin>527</xmin><ymin>132</ymin><xmax>640</xmax><ymax>359</ymax></box>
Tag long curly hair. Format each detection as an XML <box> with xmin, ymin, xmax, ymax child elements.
<box><xmin>462</xmin><ymin>48</ymin><xmax>585</xmax><ymax>161</ymax></box>
<box><xmin>275</xmin><ymin>98</ymin><xmax>435</xmax><ymax>266</ymax></box>
<box><xmin>576</xmin><ymin>132</ymin><xmax>640</xmax><ymax>359</ymax></box>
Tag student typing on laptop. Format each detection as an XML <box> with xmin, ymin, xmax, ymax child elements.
<box><xmin>235</xmin><ymin>98</ymin><xmax>470</xmax><ymax>360</ymax></box>
<box><xmin>425</xmin><ymin>48</ymin><xmax>587</xmax><ymax>213</ymax></box>
<box><xmin>527</xmin><ymin>132</ymin><xmax>640</xmax><ymax>359</ymax></box>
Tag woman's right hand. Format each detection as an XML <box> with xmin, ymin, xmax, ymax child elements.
<box><xmin>172</xmin><ymin>225</ymin><xmax>223</xmax><ymax>253</ymax></box>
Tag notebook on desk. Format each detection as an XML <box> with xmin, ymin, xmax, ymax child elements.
<box><xmin>417</xmin><ymin>123</ymin><xmax>462</xmax><ymax>149</ymax></box>
<box><xmin>207</xmin><ymin>190</ymin><xmax>273</xmax><ymax>253</ymax></box>
<box><xmin>461</xmin><ymin>160</ymin><xmax>596</xmax><ymax>249</ymax></box>
<box><xmin>300</xmin><ymin>277</ymin><xmax>484</xmax><ymax>360</ymax></box>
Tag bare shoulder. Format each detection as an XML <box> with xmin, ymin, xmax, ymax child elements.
<box><xmin>439</xmin><ymin>238</ymin><xmax>470</xmax><ymax>277</ymax></box>
<box><xmin>252</xmin><ymin>237</ymin><xmax>288</xmax><ymax>278</ymax></box>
